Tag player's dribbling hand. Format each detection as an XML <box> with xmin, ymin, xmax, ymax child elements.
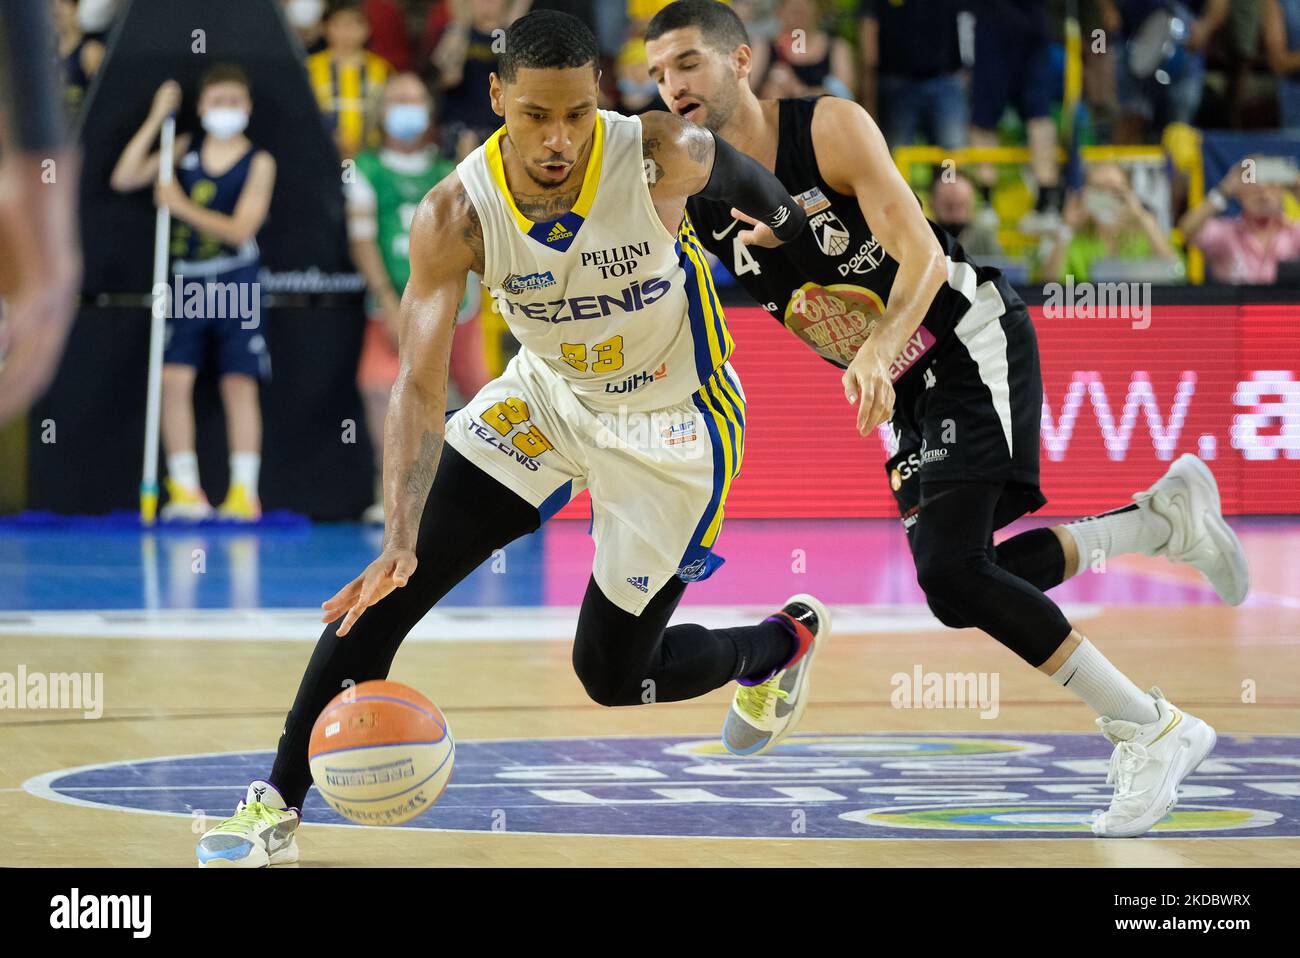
<box><xmin>729</xmin><ymin>208</ymin><xmax>783</xmax><ymax>249</ymax></box>
<box><xmin>322</xmin><ymin>548</ymin><xmax>419</xmax><ymax>637</ymax></box>
<box><xmin>842</xmin><ymin>347</ymin><xmax>895</xmax><ymax>437</ymax></box>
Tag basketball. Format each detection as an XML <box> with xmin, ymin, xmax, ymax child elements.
<box><xmin>307</xmin><ymin>680</ymin><xmax>454</xmax><ymax>826</ymax></box>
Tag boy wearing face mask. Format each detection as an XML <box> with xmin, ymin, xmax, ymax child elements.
<box><xmin>1042</xmin><ymin>162</ymin><xmax>1180</xmax><ymax>283</ymax></box>
<box><xmin>1178</xmin><ymin>156</ymin><xmax>1300</xmax><ymax>285</ymax></box>
<box><xmin>111</xmin><ymin>66</ymin><xmax>278</xmax><ymax>521</ymax></box>
<box><xmin>345</xmin><ymin>72</ymin><xmax>488</xmax><ymax>523</ymax></box>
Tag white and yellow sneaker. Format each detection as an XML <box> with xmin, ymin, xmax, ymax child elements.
<box><xmin>1135</xmin><ymin>454</ymin><xmax>1249</xmax><ymax>605</ymax></box>
<box><xmin>196</xmin><ymin>781</ymin><xmax>300</xmax><ymax>867</ymax></box>
<box><xmin>217</xmin><ymin>482</ymin><xmax>261</xmax><ymax>522</ymax></box>
<box><xmin>160</xmin><ymin>478</ymin><xmax>214</xmax><ymax>522</ymax></box>
<box><xmin>722</xmin><ymin>594</ymin><xmax>831</xmax><ymax>756</ymax></box>
<box><xmin>1091</xmin><ymin>688</ymin><xmax>1217</xmax><ymax>838</ymax></box>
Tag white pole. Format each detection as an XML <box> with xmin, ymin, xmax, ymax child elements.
<box><xmin>140</xmin><ymin>115</ymin><xmax>175</xmax><ymax>526</ymax></box>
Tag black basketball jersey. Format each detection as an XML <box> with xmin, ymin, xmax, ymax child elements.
<box><xmin>687</xmin><ymin>96</ymin><xmax>1006</xmax><ymax>381</ymax></box>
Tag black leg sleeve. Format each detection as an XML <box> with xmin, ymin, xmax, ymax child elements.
<box><xmin>910</xmin><ymin>482</ymin><xmax>1073</xmax><ymax>668</ymax></box>
<box><xmin>571</xmin><ymin>576</ymin><xmax>794</xmax><ymax>707</ymax></box>
<box><xmin>269</xmin><ymin>445</ymin><xmax>541</xmax><ymax>810</ymax></box>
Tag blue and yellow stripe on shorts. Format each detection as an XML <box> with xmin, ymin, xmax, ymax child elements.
<box><xmin>675</xmin><ymin>214</ymin><xmax>744</xmax><ymax>581</ymax></box>
<box><xmin>676</xmin><ymin>214</ymin><xmax>734</xmax><ymax>384</ymax></box>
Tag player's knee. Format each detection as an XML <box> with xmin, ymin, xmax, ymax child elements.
<box><xmin>925</xmin><ymin>594</ymin><xmax>972</xmax><ymax>629</ymax></box>
<box><xmin>571</xmin><ymin>644</ymin><xmax>635</xmax><ymax>708</ymax></box>
<box><xmin>915</xmin><ymin>554</ymin><xmax>983</xmax><ymax>626</ymax></box>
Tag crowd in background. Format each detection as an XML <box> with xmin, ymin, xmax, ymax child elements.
<box><xmin>49</xmin><ymin>0</ymin><xmax>1300</xmax><ymax>520</ymax></box>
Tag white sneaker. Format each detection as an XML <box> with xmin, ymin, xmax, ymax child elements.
<box><xmin>1091</xmin><ymin>688</ymin><xmax>1216</xmax><ymax>838</ymax></box>
<box><xmin>361</xmin><ymin>500</ymin><xmax>386</xmax><ymax>525</ymax></box>
<box><xmin>196</xmin><ymin>781</ymin><xmax>300</xmax><ymax>867</ymax></box>
<box><xmin>722</xmin><ymin>594</ymin><xmax>830</xmax><ymax>756</ymax></box>
<box><xmin>1134</xmin><ymin>454</ymin><xmax>1250</xmax><ymax>605</ymax></box>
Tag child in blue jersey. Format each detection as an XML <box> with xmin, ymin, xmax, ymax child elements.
<box><xmin>112</xmin><ymin>64</ymin><xmax>278</xmax><ymax>521</ymax></box>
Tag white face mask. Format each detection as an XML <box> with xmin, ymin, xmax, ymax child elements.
<box><xmin>384</xmin><ymin>104</ymin><xmax>430</xmax><ymax>141</ymax></box>
<box><xmin>202</xmin><ymin>107</ymin><xmax>250</xmax><ymax>140</ymax></box>
<box><xmin>285</xmin><ymin>0</ymin><xmax>325</xmax><ymax>30</ymax></box>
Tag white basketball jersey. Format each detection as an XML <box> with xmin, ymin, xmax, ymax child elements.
<box><xmin>456</xmin><ymin>110</ymin><xmax>733</xmax><ymax>411</ymax></box>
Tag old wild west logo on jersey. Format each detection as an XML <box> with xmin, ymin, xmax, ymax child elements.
<box><xmin>456</xmin><ymin>110</ymin><xmax>739</xmax><ymax>412</ymax></box>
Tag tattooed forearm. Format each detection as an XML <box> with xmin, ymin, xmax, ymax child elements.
<box><xmin>455</xmin><ymin>188</ymin><xmax>486</xmax><ymax>275</ymax></box>
<box><xmin>403</xmin><ymin>430</ymin><xmax>444</xmax><ymax>500</ymax></box>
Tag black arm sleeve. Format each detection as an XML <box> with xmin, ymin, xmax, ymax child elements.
<box><xmin>0</xmin><ymin>0</ymin><xmax>68</xmax><ymax>153</ymax></box>
<box><xmin>697</xmin><ymin>131</ymin><xmax>807</xmax><ymax>242</ymax></box>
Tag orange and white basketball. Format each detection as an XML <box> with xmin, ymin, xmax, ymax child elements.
<box><xmin>308</xmin><ymin>680</ymin><xmax>454</xmax><ymax>826</ymax></box>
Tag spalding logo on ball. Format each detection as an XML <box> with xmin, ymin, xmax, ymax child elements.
<box><xmin>308</xmin><ymin>680</ymin><xmax>454</xmax><ymax>825</ymax></box>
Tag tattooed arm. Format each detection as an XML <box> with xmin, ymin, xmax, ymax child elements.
<box><xmin>639</xmin><ymin>109</ymin><xmax>806</xmax><ymax>242</ymax></box>
<box><xmin>322</xmin><ymin>172</ymin><xmax>483</xmax><ymax>636</ymax></box>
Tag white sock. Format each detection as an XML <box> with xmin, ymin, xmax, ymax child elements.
<box><xmin>230</xmin><ymin>452</ymin><xmax>260</xmax><ymax>491</ymax></box>
<box><xmin>167</xmin><ymin>452</ymin><xmax>201</xmax><ymax>490</ymax></box>
<box><xmin>1061</xmin><ymin>503</ymin><xmax>1172</xmax><ymax>573</ymax></box>
<box><xmin>1049</xmin><ymin>638</ymin><xmax>1159</xmax><ymax>724</ymax></box>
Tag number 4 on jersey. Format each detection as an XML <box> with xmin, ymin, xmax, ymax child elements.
<box><xmin>733</xmin><ymin>236</ymin><xmax>761</xmax><ymax>277</ymax></box>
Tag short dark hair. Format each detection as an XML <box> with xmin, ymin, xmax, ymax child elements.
<box><xmin>497</xmin><ymin>10</ymin><xmax>600</xmax><ymax>84</ymax></box>
<box><xmin>325</xmin><ymin>0</ymin><xmax>366</xmax><ymax>20</ymax></box>
<box><xmin>199</xmin><ymin>63</ymin><xmax>252</xmax><ymax>96</ymax></box>
<box><xmin>646</xmin><ymin>0</ymin><xmax>750</xmax><ymax>54</ymax></box>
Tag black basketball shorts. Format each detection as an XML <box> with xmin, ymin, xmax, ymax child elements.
<box><xmin>885</xmin><ymin>276</ymin><xmax>1047</xmax><ymax>535</ymax></box>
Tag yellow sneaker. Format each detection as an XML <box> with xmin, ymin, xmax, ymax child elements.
<box><xmin>218</xmin><ymin>482</ymin><xmax>262</xmax><ymax>522</ymax></box>
<box><xmin>160</xmin><ymin>478</ymin><xmax>214</xmax><ymax>521</ymax></box>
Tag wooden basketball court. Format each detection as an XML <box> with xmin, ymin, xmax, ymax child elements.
<box><xmin>4</xmin><ymin>569</ymin><xmax>1297</xmax><ymax>866</ymax></box>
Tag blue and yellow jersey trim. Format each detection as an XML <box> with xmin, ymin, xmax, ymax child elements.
<box><xmin>676</xmin><ymin>214</ymin><xmax>735</xmax><ymax>386</ymax></box>
<box><xmin>484</xmin><ymin>115</ymin><xmax>605</xmax><ymax>253</ymax></box>
<box><xmin>678</xmin><ymin>363</ymin><xmax>746</xmax><ymax>581</ymax></box>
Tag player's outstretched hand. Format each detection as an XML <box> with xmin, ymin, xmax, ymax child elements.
<box><xmin>729</xmin><ymin>208</ymin><xmax>783</xmax><ymax>248</ymax></box>
<box><xmin>322</xmin><ymin>548</ymin><xmax>419</xmax><ymax>637</ymax></box>
<box><xmin>842</xmin><ymin>347</ymin><xmax>895</xmax><ymax>437</ymax></box>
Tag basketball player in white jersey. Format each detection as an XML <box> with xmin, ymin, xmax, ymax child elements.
<box><xmin>196</xmin><ymin>10</ymin><xmax>831</xmax><ymax>867</ymax></box>
<box><xmin>645</xmin><ymin>0</ymin><xmax>1247</xmax><ymax>838</ymax></box>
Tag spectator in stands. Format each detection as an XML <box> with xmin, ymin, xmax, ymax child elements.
<box><xmin>283</xmin><ymin>0</ymin><xmax>328</xmax><ymax>55</ymax></box>
<box><xmin>858</xmin><ymin>0</ymin><xmax>966</xmax><ymax>150</ymax></box>
<box><xmin>968</xmin><ymin>0</ymin><xmax>1064</xmax><ymax>231</ymax></box>
<box><xmin>53</xmin><ymin>0</ymin><xmax>105</xmax><ymax>120</ymax></box>
<box><xmin>364</xmin><ymin>0</ymin><xmax>412</xmax><ymax>72</ymax></box>
<box><xmin>71</xmin><ymin>0</ymin><xmax>119</xmax><ymax>39</ymax></box>
<box><xmin>110</xmin><ymin>68</ymin><xmax>278</xmax><ymax>522</ymax></box>
<box><xmin>750</xmin><ymin>0</ymin><xmax>856</xmax><ymax>100</ymax></box>
<box><xmin>1101</xmin><ymin>0</ymin><xmax>1229</xmax><ymax>143</ymax></box>
<box><xmin>433</xmin><ymin>0</ymin><xmax>527</xmax><ymax>158</ymax></box>
<box><xmin>1042</xmin><ymin>161</ymin><xmax>1181</xmax><ymax>282</ymax></box>
<box><xmin>1178</xmin><ymin>156</ymin><xmax>1300</xmax><ymax>284</ymax></box>
<box><xmin>307</xmin><ymin>0</ymin><xmax>393</xmax><ymax>159</ymax></box>
<box><xmin>617</xmin><ymin>30</ymin><xmax>662</xmax><ymax>115</ymax></box>
<box><xmin>733</xmin><ymin>0</ymin><xmax>781</xmax><ymax>46</ymax></box>
<box><xmin>931</xmin><ymin>172</ymin><xmax>1005</xmax><ymax>257</ymax></box>
<box><xmin>1264</xmin><ymin>0</ymin><xmax>1300</xmax><ymax>130</ymax></box>
<box><xmin>345</xmin><ymin>73</ymin><xmax>488</xmax><ymax>522</ymax></box>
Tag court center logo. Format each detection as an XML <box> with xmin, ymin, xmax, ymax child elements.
<box><xmin>27</xmin><ymin>733</ymin><xmax>1299</xmax><ymax>840</ymax></box>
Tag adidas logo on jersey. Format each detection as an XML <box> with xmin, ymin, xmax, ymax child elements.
<box><xmin>626</xmin><ymin>576</ymin><xmax>650</xmax><ymax>593</ymax></box>
<box><xmin>546</xmin><ymin>222</ymin><xmax>574</xmax><ymax>243</ymax></box>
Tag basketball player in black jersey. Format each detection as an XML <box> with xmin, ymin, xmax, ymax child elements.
<box><xmin>646</xmin><ymin>0</ymin><xmax>1250</xmax><ymax>838</ymax></box>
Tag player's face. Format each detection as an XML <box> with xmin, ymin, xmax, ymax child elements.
<box><xmin>491</xmin><ymin>66</ymin><xmax>599</xmax><ymax>188</ymax></box>
<box><xmin>645</xmin><ymin>26</ymin><xmax>745</xmax><ymax>133</ymax></box>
